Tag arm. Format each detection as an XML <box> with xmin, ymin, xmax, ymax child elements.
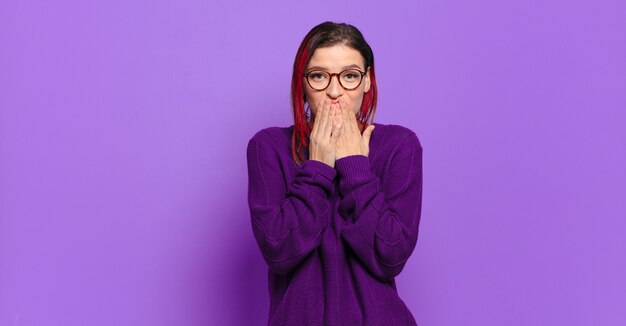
<box><xmin>336</xmin><ymin>132</ymin><xmax>423</xmax><ymax>281</ymax></box>
<box><xmin>246</xmin><ymin>132</ymin><xmax>336</xmax><ymax>276</ymax></box>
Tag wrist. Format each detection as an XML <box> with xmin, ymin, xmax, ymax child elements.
<box><xmin>310</xmin><ymin>158</ymin><xmax>334</xmax><ymax>168</ymax></box>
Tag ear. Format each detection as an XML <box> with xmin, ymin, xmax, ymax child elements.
<box><xmin>363</xmin><ymin>67</ymin><xmax>371</xmax><ymax>93</ymax></box>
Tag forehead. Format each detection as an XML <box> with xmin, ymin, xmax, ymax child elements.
<box><xmin>307</xmin><ymin>44</ymin><xmax>365</xmax><ymax>70</ymax></box>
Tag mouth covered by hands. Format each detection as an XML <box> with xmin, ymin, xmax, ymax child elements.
<box><xmin>308</xmin><ymin>98</ymin><xmax>375</xmax><ymax>167</ymax></box>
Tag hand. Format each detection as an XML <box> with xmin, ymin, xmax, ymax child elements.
<box><xmin>335</xmin><ymin>99</ymin><xmax>375</xmax><ymax>160</ymax></box>
<box><xmin>309</xmin><ymin>99</ymin><xmax>342</xmax><ymax>167</ymax></box>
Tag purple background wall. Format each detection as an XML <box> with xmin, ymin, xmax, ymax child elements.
<box><xmin>1</xmin><ymin>0</ymin><xmax>625</xmax><ymax>325</ymax></box>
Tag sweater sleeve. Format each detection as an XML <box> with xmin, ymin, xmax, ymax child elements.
<box><xmin>336</xmin><ymin>132</ymin><xmax>422</xmax><ymax>282</ymax></box>
<box><xmin>246</xmin><ymin>132</ymin><xmax>337</xmax><ymax>276</ymax></box>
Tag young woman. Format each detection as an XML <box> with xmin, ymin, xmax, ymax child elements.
<box><xmin>246</xmin><ymin>21</ymin><xmax>423</xmax><ymax>326</ymax></box>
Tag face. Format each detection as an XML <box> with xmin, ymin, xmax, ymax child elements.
<box><xmin>304</xmin><ymin>44</ymin><xmax>371</xmax><ymax>124</ymax></box>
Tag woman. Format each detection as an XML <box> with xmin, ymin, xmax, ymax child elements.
<box><xmin>246</xmin><ymin>21</ymin><xmax>423</xmax><ymax>326</ymax></box>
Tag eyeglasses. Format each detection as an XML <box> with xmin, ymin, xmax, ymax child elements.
<box><xmin>303</xmin><ymin>69</ymin><xmax>366</xmax><ymax>91</ymax></box>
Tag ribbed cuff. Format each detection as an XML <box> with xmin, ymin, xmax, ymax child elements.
<box><xmin>335</xmin><ymin>155</ymin><xmax>371</xmax><ymax>181</ymax></box>
<box><xmin>303</xmin><ymin>159</ymin><xmax>337</xmax><ymax>182</ymax></box>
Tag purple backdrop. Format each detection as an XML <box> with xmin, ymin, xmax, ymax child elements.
<box><xmin>1</xmin><ymin>0</ymin><xmax>625</xmax><ymax>325</ymax></box>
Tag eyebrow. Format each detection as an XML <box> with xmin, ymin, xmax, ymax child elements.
<box><xmin>306</xmin><ymin>64</ymin><xmax>364</xmax><ymax>71</ymax></box>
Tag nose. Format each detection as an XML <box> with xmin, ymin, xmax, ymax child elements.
<box><xmin>326</xmin><ymin>74</ymin><xmax>343</xmax><ymax>99</ymax></box>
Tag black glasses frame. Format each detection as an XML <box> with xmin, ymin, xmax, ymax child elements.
<box><xmin>303</xmin><ymin>69</ymin><xmax>366</xmax><ymax>91</ymax></box>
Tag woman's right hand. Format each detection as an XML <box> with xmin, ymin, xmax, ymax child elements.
<box><xmin>309</xmin><ymin>99</ymin><xmax>342</xmax><ymax>168</ymax></box>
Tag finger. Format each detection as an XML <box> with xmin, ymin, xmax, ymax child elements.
<box><xmin>329</xmin><ymin>108</ymin><xmax>338</xmax><ymax>134</ymax></box>
<box><xmin>338</xmin><ymin>98</ymin><xmax>351</xmax><ymax>121</ymax></box>
<box><xmin>336</xmin><ymin>98</ymin><xmax>344</xmax><ymax>114</ymax></box>
<box><xmin>334</xmin><ymin>100</ymin><xmax>343</xmax><ymax>125</ymax></box>
<box><xmin>340</xmin><ymin>110</ymin><xmax>349</xmax><ymax>142</ymax></box>
<box><xmin>363</xmin><ymin>124</ymin><xmax>375</xmax><ymax>142</ymax></box>
<box><xmin>339</xmin><ymin>104</ymin><xmax>347</xmax><ymax>135</ymax></box>
<box><xmin>318</xmin><ymin>100</ymin><xmax>330</xmax><ymax>140</ymax></box>
<box><xmin>330</xmin><ymin>105</ymin><xmax>340</xmax><ymax>125</ymax></box>
<box><xmin>348</xmin><ymin>106</ymin><xmax>359</xmax><ymax>134</ymax></box>
<box><xmin>326</xmin><ymin>103</ymin><xmax>340</xmax><ymax>140</ymax></box>
<box><xmin>362</xmin><ymin>124</ymin><xmax>375</xmax><ymax>155</ymax></box>
<box><xmin>311</xmin><ymin>100</ymin><xmax>323</xmax><ymax>137</ymax></box>
<box><xmin>331</xmin><ymin>119</ymin><xmax>342</xmax><ymax>143</ymax></box>
<box><xmin>341</xmin><ymin>104</ymin><xmax>355</xmax><ymax>136</ymax></box>
<box><xmin>335</xmin><ymin>107</ymin><xmax>343</xmax><ymax>126</ymax></box>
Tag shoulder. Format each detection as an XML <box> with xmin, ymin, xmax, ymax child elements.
<box><xmin>247</xmin><ymin>125</ymin><xmax>294</xmax><ymax>160</ymax></box>
<box><xmin>372</xmin><ymin>122</ymin><xmax>422</xmax><ymax>152</ymax></box>
<box><xmin>248</xmin><ymin>125</ymin><xmax>293</xmax><ymax>145</ymax></box>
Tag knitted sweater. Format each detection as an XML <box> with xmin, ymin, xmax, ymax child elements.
<box><xmin>246</xmin><ymin>122</ymin><xmax>423</xmax><ymax>326</ymax></box>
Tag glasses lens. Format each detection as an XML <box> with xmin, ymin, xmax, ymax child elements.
<box><xmin>339</xmin><ymin>70</ymin><xmax>363</xmax><ymax>90</ymax></box>
<box><xmin>307</xmin><ymin>71</ymin><xmax>330</xmax><ymax>90</ymax></box>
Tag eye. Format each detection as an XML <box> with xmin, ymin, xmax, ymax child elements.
<box><xmin>309</xmin><ymin>72</ymin><xmax>327</xmax><ymax>81</ymax></box>
<box><xmin>341</xmin><ymin>70</ymin><xmax>361</xmax><ymax>81</ymax></box>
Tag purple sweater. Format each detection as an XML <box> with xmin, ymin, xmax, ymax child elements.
<box><xmin>246</xmin><ymin>122</ymin><xmax>423</xmax><ymax>326</ymax></box>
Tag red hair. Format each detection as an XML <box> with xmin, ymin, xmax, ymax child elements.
<box><xmin>290</xmin><ymin>22</ymin><xmax>378</xmax><ymax>166</ymax></box>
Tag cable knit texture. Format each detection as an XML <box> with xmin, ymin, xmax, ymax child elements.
<box><xmin>246</xmin><ymin>122</ymin><xmax>423</xmax><ymax>326</ymax></box>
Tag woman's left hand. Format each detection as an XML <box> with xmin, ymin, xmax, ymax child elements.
<box><xmin>335</xmin><ymin>99</ymin><xmax>375</xmax><ymax>160</ymax></box>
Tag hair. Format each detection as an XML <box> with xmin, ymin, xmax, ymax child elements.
<box><xmin>290</xmin><ymin>21</ymin><xmax>378</xmax><ymax>166</ymax></box>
